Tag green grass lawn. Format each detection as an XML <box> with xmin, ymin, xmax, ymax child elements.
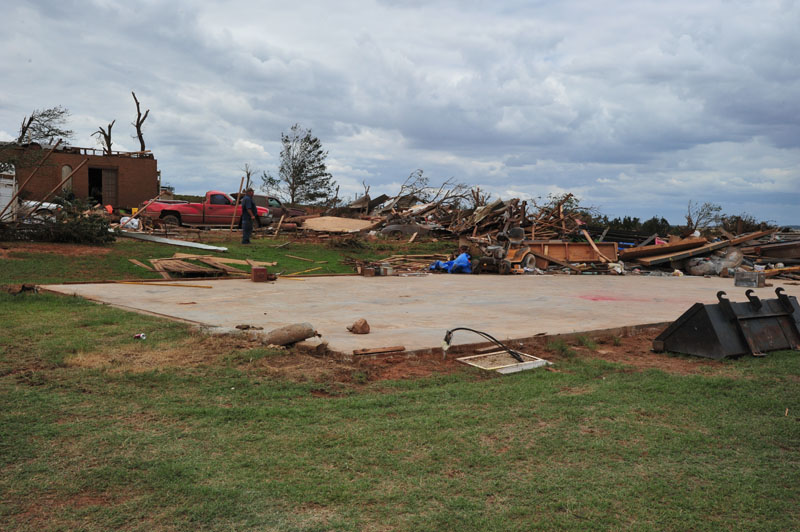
<box><xmin>1</xmin><ymin>289</ymin><xmax>798</xmax><ymax>531</ymax></box>
<box><xmin>0</xmin><ymin>236</ymin><xmax>454</xmax><ymax>285</ymax></box>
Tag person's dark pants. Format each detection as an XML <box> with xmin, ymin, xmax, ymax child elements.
<box><xmin>241</xmin><ymin>217</ymin><xmax>253</xmax><ymax>244</ymax></box>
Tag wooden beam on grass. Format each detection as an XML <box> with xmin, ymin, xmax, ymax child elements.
<box><xmin>128</xmin><ymin>259</ymin><xmax>154</xmax><ymax>271</ymax></box>
<box><xmin>116</xmin><ymin>281</ymin><xmax>213</xmax><ymax>289</ymax></box>
<box><xmin>286</xmin><ymin>254</ymin><xmax>314</xmax><ymax>262</ymax></box>
<box><xmin>285</xmin><ymin>266</ymin><xmax>322</xmax><ymax>276</ymax></box>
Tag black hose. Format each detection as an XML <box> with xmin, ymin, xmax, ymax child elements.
<box><xmin>444</xmin><ymin>327</ymin><xmax>524</xmax><ymax>362</ymax></box>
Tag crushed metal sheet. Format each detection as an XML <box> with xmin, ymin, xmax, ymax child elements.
<box><xmin>116</xmin><ymin>229</ymin><xmax>228</xmax><ymax>251</ymax></box>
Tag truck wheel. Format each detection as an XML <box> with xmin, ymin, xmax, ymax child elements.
<box><xmin>521</xmin><ymin>253</ymin><xmax>536</xmax><ymax>270</ymax></box>
<box><xmin>162</xmin><ymin>214</ymin><xmax>180</xmax><ymax>226</ymax></box>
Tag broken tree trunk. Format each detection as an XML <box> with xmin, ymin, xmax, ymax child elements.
<box><xmin>260</xmin><ymin>323</ymin><xmax>317</xmax><ymax>346</ymax></box>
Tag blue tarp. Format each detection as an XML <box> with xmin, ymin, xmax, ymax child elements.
<box><xmin>430</xmin><ymin>252</ymin><xmax>471</xmax><ymax>274</ymax></box>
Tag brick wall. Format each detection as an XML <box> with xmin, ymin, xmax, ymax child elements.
<box><xmin>12</xmin><ymin>145</ymin><xmax>159</xmax><ymax>210</ymax></box>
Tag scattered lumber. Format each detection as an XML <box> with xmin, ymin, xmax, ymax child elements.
<box><xmin>116</xmin><ymin>281</ymin><xmax>213</xmax><ymax>289</ymax></box>
<box><xmin>286</xmin><ymin>254</ymin><xmax>314</xmax><ymax>262</ymax></box>
<box><xmin>619</xmin><ymin>237</ymin><xmax>708</xmax><ymax>260</ymax></box>
<box><xmin>128</xmin><ymin>258</ymin><xmax>154</xmax><ymax>271</ymax></box>
<box><xmin>632</xmin><ymin>240</ymin><xmax>733</xmax><ymax>267</ymax></box>
<box><xmin>526</xmin><ymin>250</ymin><xmax>585</xmax><ymax>272</ymax></box>
<box><xmin>765</xmin><ymin>266</ymin><xmax>800</xmax><ymax>278</ymax></box>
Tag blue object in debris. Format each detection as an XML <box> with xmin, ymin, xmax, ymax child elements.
<box><xmin>430</xmin><ymin>252</ymin><xmax>472</xmax><ymax>274</ymax></box>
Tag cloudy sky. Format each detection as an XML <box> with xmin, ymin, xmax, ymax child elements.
<box><xmin>2</xmin><ymin>0</ymin><xmax>798</xmax><ymax>224</ymax></box>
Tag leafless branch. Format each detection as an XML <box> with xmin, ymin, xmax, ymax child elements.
<box><xmin>131</xmin><ymin>91</ymin><xmax>149</xmax><ymax>151</ymax></box>
<box><xmin>92</xmin><ymin>120</ymin><xmax>115</xmax><ymax>155</ymax></box>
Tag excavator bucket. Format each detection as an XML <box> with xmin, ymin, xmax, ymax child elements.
<box><xmin>653</xmin><ymin>288</ymin><xmax>800</xmax><ymax>359</ymax></box>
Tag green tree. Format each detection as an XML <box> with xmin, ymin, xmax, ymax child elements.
<box><xmin>641</xmin><ymin>216</ymin><xmax>673</xmax><ymax>236</ymax></box>
<box><xmin>261</xmin><ymin>124</ymin><xmax>336</xmax><ymax>205</ymax></box>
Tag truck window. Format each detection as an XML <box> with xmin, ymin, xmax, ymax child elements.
<box><xmin>268</xmin><ymin>198</ymin><xmax>281</xmax><ymax>208</ymax></box>
<box><xmin>210</xmin><ymin>194</ymin><xmax>230</xmax><ymax>205</ymax></box>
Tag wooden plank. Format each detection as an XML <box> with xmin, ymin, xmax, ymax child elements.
<box><xmin>353</xmin><ymin>346</ymin><xmax>406</xmax><ymax>356</ymax></box>
<box><xmin>148</xmin><ymin>260</ymin><xmax>172</xmax><ymax>279</ymax></box>
<box><xmin>120</xmin><ymin>192</ymin><xmax>163</xmax><ymax>228</ymax></box>
<box><xmin>128</xmin><ymin>258</ymin><xmax>154</xmax><ymax>271</ymax></box>
<box><xmin>156</xmin><ymin>260</ymin><xmax>216</xmax><ymax>273</ymax></box>
<box><xmin>116</xmin><ymin>281</ymin><xmax>213</xmax><ymax>289</ymax></box>
<box><xmin>286</xmin><ymin>254</ymin><xmax>314</xmax><ymax>262</ymax></box>
<box><xmin>196</xmin><ymin>257</ymin><xmax>247</xmax><ymax>274</ymax></box>
<box><xmin>635</xmin><ymin>233</ymin><xmax>657</xmax><ymax>248</ymax></box>
<box><xmin>527</xmin><ymin>250</ymin><xmax>585</xmax><ymax>272</ymax></box>
<box><xmin>230</xmin><ymin>176</ymin><xmax>244</xmax><ymax>233</ymax></box>
<box><xmin>581</xmin><ymin>229</ymin><xmax>611</xmax><ymax>262</ymax></box>
<box><xmin>408</xmin><ymin>232</ymin><xmax>418</xmax><ymax>243</ymax></box>
<box><xmin>726</xmin><ymin>229</ymin><xmax>776</xmax><ymax>245</ymax></box>
<box><xmin>634</xmin><ymin>240</ymin><xmax>731</xmax><ymax>266</ymax></box>
<box><xmin>620</xmin><ymin>237</ymin><xmax>707</xmax><ymax>260</ymax></box>
<box><xmin>741</xmin><ymin>240</ymin><xmax>800</xmax><ymax>259</ymax></box>
<box><xmin>765</xmin><ymin>265</ymin><xmax>800</xmax><ymax>278</ymax></box>
<box><xmin>285</xmin><ymin>266</ymin><xmax>322</xmax><ymax>276</ymax></box>
<box><xmin>272</xmin><ymin>214</ymin><xmax>285</xmax><ymax>238</ymax></box>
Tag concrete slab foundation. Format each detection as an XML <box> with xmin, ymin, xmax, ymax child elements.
<box><xmin>43</xmin><ymin>275</ymin><xmax>800</xmax><ymax>355</ymax></box>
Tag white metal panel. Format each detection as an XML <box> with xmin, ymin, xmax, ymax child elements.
<box><xmin>0</xmin><ymin>174</ymin><xmax>17</xmax><ymax>221</ymax></box>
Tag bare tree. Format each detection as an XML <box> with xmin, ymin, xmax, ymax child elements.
<box><xmin>396</xmin><ymin>169</ymin><xmax>429</xmax><ymax>199</ymax></box>
<box><xmin>131</xmin><ymin>91</ymin><xmax>149</xmax><ymax>152</ymax></box>
<box><xmin>469</xmin><ymin>187</ymin><xmax>491</xmax><ymax>209</ymax></box>
<box><xmin>428</xmin><ymin>177</ymin><xmax>470</xmax><ymax>205</ymax></box>
<box><xmin>685</xmin><ymin>200</ymin><xmax>721</xmax><ymax>233</ymax></box>
<box><xmin>395</xmin><ymin>170</ymin><xmax>470</xmax><ymax>206</ymax></box>
<box><xmin>92</xmin><ymin>120</ymin><xmax>115</xmax><ymax>155</ymax></box>
<box><xmin>242</xmin><ymin>163</ymin><xmax>254</xmax><ymax>189</ymax></box>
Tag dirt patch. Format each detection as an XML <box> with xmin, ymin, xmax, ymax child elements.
<box><xmin>13</xmin><ymin>491</ymin><xmax>121</xmax><ymax>528</ymax></box>
<box><xmin>62</xmin><ymin>326</ymin><xmax>726</xmax><ymax>384</ymax></box>
<box><xmin>67</xmin><ymin>334</ymin><xmax>240</xmax><ymax>371</ymax></box>
<box><xmin>513</xmin><ymin>327</ymin><xmax>723</xmax><ymax>376</ymax></box>
<box><xmin>0</xmin><ymin>242</ymin><xmax>112</xmax><ymax>259</ymax></box>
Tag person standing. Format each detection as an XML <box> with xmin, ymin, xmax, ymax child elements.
<box><xmin>240</xmin><ymin>188</ymin><xmax>258</xmax><ymax>244</ymax></box>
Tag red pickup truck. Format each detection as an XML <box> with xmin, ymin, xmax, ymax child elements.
<box><xmin>140</xmin><ymin>191</ymin><xmax>272</xmax><ymax>227</ymax></box>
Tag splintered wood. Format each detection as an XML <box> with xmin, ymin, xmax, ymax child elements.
<box><xmin>127</xmin><ymin>253</ymin><xmax>277</xmax><ymax>280</ymax></box>
<box><xmin>370</xmin><ymin>254</ymin><xmax>449</xmax><ymax>273</ymax></box>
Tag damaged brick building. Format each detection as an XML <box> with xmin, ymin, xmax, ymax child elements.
<box><xmin>3</xmin><ymin>142</ymin><xmax>159</xmax><ymax>209</ymax></box>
